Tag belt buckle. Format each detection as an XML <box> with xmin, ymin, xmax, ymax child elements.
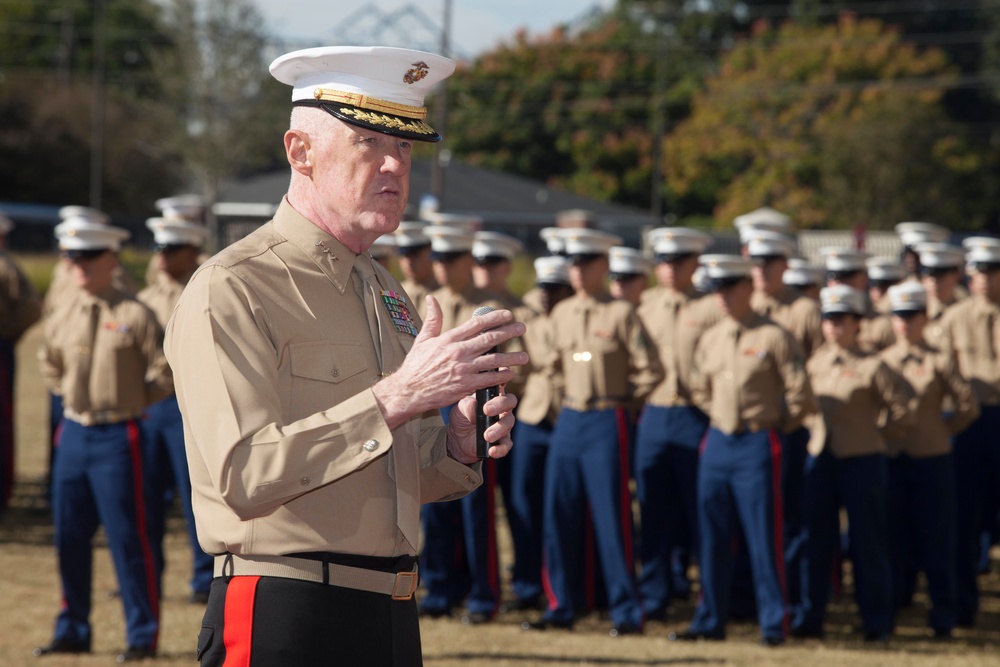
<box><xmin>391</xmin><ymin>569</ymin><xmax>417</xmax><ymax>600</ymax></box>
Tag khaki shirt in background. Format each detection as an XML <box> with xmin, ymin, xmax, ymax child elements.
<box><xmin>549</xmin><ymin>292</ymin><xmax>663</xmax><ymax>412</ymax></box>
<box><xmin>521</xmin><ymin>287</ymin><xmax>545</xmax><ymax>316</ymax></box>
<box><xmin>880</xmin><ymin>340</ymin><xmax>979</xmax><ymax>458</ymax></box>
<box><xmin>690</xmin><ymin>313</ymin><xmax>815</xmax><ymax>435</ymax></box>
<box><xmin>0</xmin><ymin>249</ymin><xmax>42</xmax><ymax>343</ymax></box>
<box><xmin>925</xmin><ymin>294</ymin><xmax>965</xmax><ymax>349</ymax></box>
<box><xmin>43</xmin><ymin>257</ymin><xmax>139</xmax><ymax>317</ymax></box>
<box><xmin>516</xmin><ymin>313</ymin><xmax>563</xmax><ymax>426</ymax></box>
<box><xmin>400</xmin><ymin>277</ymin><xmax>438</xmax><ymax>320</ymax></box>
<box><xmin>38</xmin><ymin>287</ymin><xmax>172</xmax><ymax>424</ymax></box>
<box><xmin>804</xmin><ymin>344</ymin><xmax>914</xmax><ymax>458</ymax></box>
<box><xmin>639</xmin><ymin>286</ymin><xmax>723</xmax><ymax>408</ymax></box>
<box><xmin>858</xmin><ymin>308</ymin><xmax>896</xmax><ymax>353</ymax></box>
<box><xmin>751</xmin><ymin>287</ymin><xmax>823</xmax><ymax>359</ymax></box>
<box><xmin>165</xmin><ymin>199</ymin><xmax>480</xmax><ymax>560</ymax></box>
<box><xmin>137</xmin><ymin>270</ymin><xmax>189</xmax><ymax>330</ymax></box>
<box><xmin>938</xmin><ymin>294</ymin><xmax>1000</xmax><ymax>406</ymax></box>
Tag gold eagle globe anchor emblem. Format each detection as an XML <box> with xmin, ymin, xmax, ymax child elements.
<box><xmin>403</xmin><ymin>61</ymin><xmax>430</xmax><ymax>84</ymax></box>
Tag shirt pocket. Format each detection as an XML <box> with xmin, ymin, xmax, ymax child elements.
<box><xmin>289</xmin><ymin>341</ymin><xmax>371</xmax><ymax>416</ymax></box>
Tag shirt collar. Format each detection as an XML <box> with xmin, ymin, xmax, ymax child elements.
<box><xmin>272</xmin><ymin>197</ymin><xmax>356</xmax><ymax>295</ymax></box>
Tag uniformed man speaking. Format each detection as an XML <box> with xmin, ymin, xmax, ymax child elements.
<box><xmin>164</xmin><ymin>46</ymin><xmax>526</xmax><ymax>667</ymax></box>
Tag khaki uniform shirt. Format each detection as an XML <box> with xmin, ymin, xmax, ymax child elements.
<box><xmin>925</xmin><ymin>294</ymin><xmax>964</xmax><ymax>350</ymax></box>
<box><xmin>522</xmin><ymin>287</ymin><xmax>545</xmax><ymax>316</ymax></box>
<box><xmin>165</xmin><ymin>199</ymin><xmax>480</xmax><ymax>559</ymax></box>
<box><xmin>752</xmin><ymin>287</ymin><xmax>823</xmax><ymax>358</ymax></box>
<box><xmin>400</xmin><ymin>277</ymin><xmax>438</xmax><ymax>320</ymax></box>
<box><xmin>517</xmin><ymin>313</ymin><xmax>562</xmax><ymax>426</ymax></box>
<box><xmin>880</xmin><ymin>340</ymin><xmax>979</xmax><ymax>458</ymax></box>
<box><xmin>639</xmin><ymin>286</ymin><xmax>722</xmax><ymax>407</ymax></box>
<box><xmin>690</xmin><ymin>313</ymin><xmax>815</xmax><ymax>435</ymax></box>
<box><xmin>804</xmin><ymin>344</ymin><xmax>914</xmax><ymax>458</ymax></box>
<box><xmin>39</xmin><ymin>287</ymin><xmax>172</xmax><ymax>425</ymax></box>
<box><xmin>858</xmin><ymin>307</ymin><xmax>896</xmax><ymax>354</ymax></box>
<box><xmin>939</xmin><ymin>295</ymin><xmax>1000</xmax><ymax>406</ymax></box>
<box><xmin>0</xmin><ymin>249</ymin><xmax>42</xmax><ymax>343</ymax></box>
<box><xmin>137</xmin><ymin>271</ymin><xmax>190</xmax><ymax>330</ymax></box>
<box><xmin>550</xmin><ymin>292</ymin><xmax>663</xmax><ymax>411</ymax></box>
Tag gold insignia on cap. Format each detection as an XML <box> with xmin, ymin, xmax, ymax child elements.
<box><xmin>830</xmin><ymin>295</ymin><xmax>841</xmax><ymax>303</ymax></box>
<box><xmin>666</xmin><ymin>232</ymin><xmax>674</xmax><ymax>240</ymax></box>
<box><xmin>339</xmin><ymin>108</ymin><xmax>435</xmax><ymax>135</ymax></box>
<box><xmin>901</xmin><ymin>294</ymin><xmax>911</xmax><ymax>302</ymax></box>
<box><xmin>313</xmin><ymin>88</ymin><xmax>427</xmax><ymax>120</ymax></box>
<box><xmin>403</xmin><ymin>61</ymin><xmax>430</xmax><ymax>84</ymax></box>
<box><xmin>67</xmin><ymin>229</ymin><xmax>77</xmax><ymax>236</ymax></box>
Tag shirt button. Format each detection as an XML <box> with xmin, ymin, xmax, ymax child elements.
<box><xmin>300</xmin><ymin>477</ymin><xmax>310</xmax><ymax>486</ymax></box>
<box><xmin>363</xmin><ymin>439</ymin><xmax>379</xmax><ymax>452</ymax></box>
<box><xmin>331</xmin><ymin>367</ymin><xmax>340</xmax><ymax>378</ymax></box>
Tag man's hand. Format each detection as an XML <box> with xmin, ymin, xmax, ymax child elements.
<box><xmin>372</xmin><ymin>295</ymin><xmax>528</xmax><ymax>430</ymax></box>
<box><xmin>446</xmin><ymin>393</ymin><xmax>518</xmax><ymax>464</ymax></box>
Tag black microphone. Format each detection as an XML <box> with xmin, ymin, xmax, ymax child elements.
<box><xmin>473</xmin><ymin>306</ymin><xmax>501</xmax><ymax>460</ymax></box>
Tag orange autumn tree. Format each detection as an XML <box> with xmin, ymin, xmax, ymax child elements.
<box><xmin>665</xmin><ymin>14</ymin><xmax>986</xmax><ymax>230</ymax></box>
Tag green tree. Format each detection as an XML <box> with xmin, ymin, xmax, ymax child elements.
<box><xmin>664</xmin><ymin>15</ymin><xmax>988</xmax><ymax>230</ymax></box>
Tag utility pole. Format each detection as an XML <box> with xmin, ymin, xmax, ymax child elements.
<box><xmin>649</xmin><ymin>4</ymin><xmax>672</xmax><ymax>221</ymax></box>
<box><xmin>90</xmin><ymin>0</ymin><xmax>107</xmax><ymax>210</ymax></box>
<box><xmin>430</xmin><ymin>0</ymin><xmax>451</xmax><ymax>203</ymax></box>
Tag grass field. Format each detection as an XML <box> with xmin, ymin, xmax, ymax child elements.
<box><xmin>2</xmin><ymin>269</ymin><xmax>1000</xmax><ymax>665</ymax></box>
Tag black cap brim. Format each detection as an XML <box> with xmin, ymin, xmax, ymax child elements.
<box><xmin>295</xmin><ymin>100</ymin><xmax>442</xmax><ymax>142</ymax></box>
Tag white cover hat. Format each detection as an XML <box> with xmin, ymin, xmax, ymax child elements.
<box><xmin>866</xmin><ymin>257</ymin><xmax>907</xmax><ymax>283</ymax></box>
<box><xmin>369</xmin><ymin>234</ymin><xmax>396</xmax><ymax>259</ymax></box>
<box><xmin>58</xmin><ymin>205</ymin><xmax>110</xmax><ymax>226</ymax></box>
<box><xmin>539</xmin><ymin>227</ymin><xmax>565</xmax><ymax>255</ymax></box>
<box><xmin>609</xmin><ymin>246</ymin><xmax>653</xmax><ymax>277</ymax></box>
<box><xmin>422</xmin><ymin>211</ymin><xmax>482</xmax><ymax>230</ymax></box>
<box><xmin>887</xmin><ymin>282</ymin><xmax>928</xmax><ymax>312</ymax></box>
<box><xmin>733</xmin><ymin>207</ymin><xmax>792</xmax><ymax>242</ymax></box>
<box><xmin>744</xmin><ymin>229</ymin><xmax>797</xmax><ymax>259</ymax></box>
<box><xmin>473</xmin><ymin>231</ymin><xmax>523</xmax><ymax>262</ymax></box>
<box><xmin>895</xmin><ymin>222</ymin><xmax>950</xmax><ymax>248</ymax></box>
<box><xmin>965</xmin><ymin>238</ymin><xmax>1000</xmax><ymax>268</ymax></box>
<box><xmin>699</xmin><ymin>254</ymin><xmax>758</xmax><ymax>282</ymax></box>
<box><xmin>155</xmin><ymin>194</ymin><xmax>205</xmax><ymax>222</ymax></box>
<box><xmin>394</xmin><ymin>221</ymin><xmax>431</xmax><ymax>250</ymax></box>
<box><xmin>146</xmin><ymin>217</ymin><xmax>208</xmax><ymax>248</ymax></box>
<box><xmin>424</xmin><ymin>225</ymin><xmax>475</xmax><ymax>254</ymax></box>
<box><xmin>783</xmin><ymin>258</ymin><xmax>824</xmax><ymax>287</ymax></box>
<box><xmin>820</xmin><ymin>285</ymin><xmax>866</xmax><ymax>315</ymax></box>
<box><xmin>916</xmin><ymin>242</ymin><xmax>964</xmax><ymax>269</ymax></box>
<box><xmin>648</xmin><ymin>227</ymin><xmax>713</xmax><ymax>257</ymax></box>
<box><xmin>820</xmin><ymin>246</ymin><xmax>869</xmax><ymax>273</ymax></box>
<box><xmin>534</xmin><ymin>256</ymin><xmax>571</xmax><ymax>286</ymax></box>
<box><xmin>269</xmin><ymin>45</ymin><xmax>455</xmax><ymax>142</ymax></box>
<box><xmin>559</xmin><ymin>228</ymin><xmax>623</xmax><ymax>257</ymax></box>
<box><xmin>57</xmin><ymin>221</ymin><xmax>129</xmax><ymax>252</ymax></box>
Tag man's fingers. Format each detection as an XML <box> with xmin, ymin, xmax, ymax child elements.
<box><xmin>449</xmin><ymin>307</ymin><xmax>516</xmax><ymax>341</ymax></box>
<box><xmin>482</xmin><ymin>393</ymin><xmax>518</xmax><ymax>417</ymax></box>
<box><xmin>414</xmin><ymin>295</ymin><xmax>442</xmax><ymax>343</ymax></box>
<box><xmin>454</xmin><ymin>322</ymin><xmax>527</xmax><ymax>358</ymax></box>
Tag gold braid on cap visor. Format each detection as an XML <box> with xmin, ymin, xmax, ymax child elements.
<box><xmin>311</xmin><ymin>87</ymin><xmax>436</xmax><ymax>136</ymax></box>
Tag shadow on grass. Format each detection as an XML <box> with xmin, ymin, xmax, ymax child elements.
<box><xmin>429</xmin><ymin>655</ymin><xmax>722</xmax><ymax>665</ymax></box>
<box><xmin>0</xmin><ymin>477</ymin><xmax>54</xmax><ymax>546</ymax></box>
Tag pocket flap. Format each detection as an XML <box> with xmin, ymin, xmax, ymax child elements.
<box><xmin>290</xmin><ymin>341</ymin><xmax>367</xmax><ymax>383</ymax></box>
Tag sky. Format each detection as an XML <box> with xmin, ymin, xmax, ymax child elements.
<box><xmin>252</xmin><ymin>0</ymin><xmax>617</xmax><ymax>59</ymax></box>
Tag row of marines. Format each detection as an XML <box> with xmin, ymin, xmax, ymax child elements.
<box><xmin>380</xmin><ymin>211</ymin><xmax>999</xmax><ymax>645</ymax></box>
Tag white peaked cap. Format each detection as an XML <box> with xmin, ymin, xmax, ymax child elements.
<box><xmin>699</xmin><ymin>254</ymin><xmax>757</xmax><ymax>280</ymax></box>
<box><xmin>916</xmin><ymin>242</ymin><xmax>964</xmax><ymax>269</ymax></box>
<box><xmin>783</xmin><ymin>258</ymin><xmax>824</xmax><ymax>286</ymax></box>
<box><xmin>609</xmin><ymin>246</ymin><xmax>653</xmax><ymax>277</ymax></box>
<box><xmin>820</xmin><ymin>284</ymin><xmax>866</xmax><ymax>315</ymax></box>
<box><xmin>269</xmin><ymin>45</ymin><xmax>455</xmax><ymax>141</ymax></box>
<box><xmin>895</xmin><ymin>222</ymin><xmax>950</xmax><ymax>248</ymax></box>
<box><xmin>865</xmin><ymin>257</ymin><xmax>907</xmax><ymax>282</ymax></box>
<box><xmin>155</xmin><ymin>194</ymin><xmax>205</xmax><ymax>222</ymax></box>
<box><xmin>57</xmin><ymin>222</ymin><xmax>129</xmax><ymax>251</ymax></box>
<box><xmin>473</xmin><ymin>231</ymin><xmax>523</xmax><ymax>261</ymax></box>
<box><xmin>394</xmin><ymin>221</ymin><xmax>431</xmax><ymax>249</ymax></box>
<box><xmin>422</xmin><ymin>211</ymin><xmax>482</xmax><ymax>231</ymax></box>
<box><xmin>534</xmin><ymin>256</ymin><xmax>571</xmax><ymax>286</ymax></box>
<box><xmin>648</xmin><ymin>227</ymin><xmax>713</xmax><ymax>256</ymax></box>
<box><xmin>539</xmin><ymin>227</ymin><xmax>565</xmax><ymax>255</ymax></box>
<box><xmin>146</xmin><ymin>217</ymin><xmax>208</xmax><ymax>247</ymax></box>
<box><xmin>59</xmin><ymin>205</ymin><xmax>110</xmax><ymax>226</ymax></box>
<box><xmin>424</xmin><ymin>225</ymin><xmax>475</xmax><ymax>254</ymax></box>
<box><xmin>744</xmin><ymin>229</ymin><xmax>797</xmax><ymax>259</ymax></box>
<box><xmin>733</xmin><ymin>207</ymin><xmax>792</xmax><ymax>241</ymax></box>
<box><xmin>887</xmin><ymin>282</ymin><xmax>928</xmax><ymax>312</ymax></box>
<box><xmin>820</xmin><ymin>246</ymin><xmax>869</xmax><ymax>273</ymax></box>
<box><xmin>369</xmin><ymin>235</ymin><xmax>396</xmax><ymax>259</ymax></box>
<box><xmin>559</xmin><ymin>228</ymin><xmax>623</xmax><ymax>256</ymax></box>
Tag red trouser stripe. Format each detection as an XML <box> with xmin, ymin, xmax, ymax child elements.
<box><xmin>222</xmin><ymin>576</ymin><xmax>260</xmax><ymax>667</ymax></box>
<box><xmin>768</xmin><ymin>429</ymin><xmax>789</xmax><ymax>635</ymax></box>
<box><xmin>614</xmin><ymin>408</ymin><xmax>635</xmax><ymax>567</ymax></box>
<box><xmin>126</xmin><ymin>419</ymin><xmax>160</xmax><ymax>647</ymax></box>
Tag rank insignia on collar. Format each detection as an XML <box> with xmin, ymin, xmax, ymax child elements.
<box><xmin>380</xmin><ymin>290</ymin><xmax>419</xmax><ymax>336</ymax></box>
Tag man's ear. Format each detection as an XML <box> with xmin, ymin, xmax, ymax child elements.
<box><xmin>284</xmin><ymin>129</ymin><xmax>312</xmax><ymax>176</ymax></box>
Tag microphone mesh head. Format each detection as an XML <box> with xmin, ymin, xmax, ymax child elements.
<box><xmin>472</xmin><ymin>306</ymin><xmax>496</xmax><ymax>317</ymax></box>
